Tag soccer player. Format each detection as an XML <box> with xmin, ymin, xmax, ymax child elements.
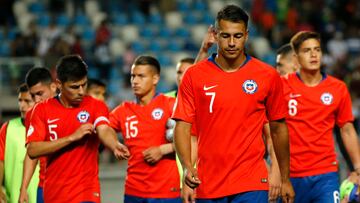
<box><xmin>0</xmin><ymin>84</ymin><xmax>38</xmax><ymax>203</ymax></box>
<box><xmin>109</xmin><ymin>55</ymin><xmax>181</xmax><ymax>203</ymax></box>
<box><xmin>282</xmin><ymin>31</ymin><xmax>360</xmax><ymax>202</ymax></box>
<box><xmin>87</xmin><ymin>78</ymin><xmax>107</xmax><ymax>102</ymax></box>
<box><xmin>19</xmin><ymin>67</ymin><xmax>57</xmax><ymax>203</ymax></box>
<box><xmin>276</xmin><ymin>43</ymin><xmax>299</xmax><ymax>76</ymax></box>
<box><xmin>173</xmin><ymin>5</ymin><xmax>294</xmax><ymax>203</ymax></box>
<box><xmin>26</xmin><ymin>55</ymin><xmax>130</xmax><ymax>203</ymax></box>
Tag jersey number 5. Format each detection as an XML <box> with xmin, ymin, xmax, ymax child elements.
<box><xmin>48</xmin><ymin>124</ymin><xmax>58</xmax><ymax>141</ymax></box>
<box><xmin>288</xmin><ymin>99</ymin><xmax>298</xmax><ymax>116</ymax></box>
<box><xmin>125</xmin><ymin>120</ymin><xmax>138</xmax><ymax>139</ymax></box>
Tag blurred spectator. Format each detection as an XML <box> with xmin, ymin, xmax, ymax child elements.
<box><xmin>122</xmin><ymin>44</ymin><xmax>136</xmax><ymax>87</ymax></box>
<box><xmin>0</xmin><ymin>0</ymin><xmax>15</xmax><ymax>26</ymax></box>
<box><xmin>327</xmin><ymin>32</ymin><xmax>349</xmax><ymax>61</ymax></box>
<box><xmin>94</xmin><ymin>19</ymin><xmax>112</xmax><ymax>81</ymax></box>
<box><xmin>37</xmin><ymin>20</ymin><xmax>61</xmax><ymax>57</ymax></box>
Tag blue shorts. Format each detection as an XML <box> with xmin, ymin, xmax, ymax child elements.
<box><xmin>197</xmin><ymin>190</ymin><xmax>268</xmax><ymax>203</ymax></box>
<box><xmin>124</xmin><ymin>194</ymin><xmax>182</xmax><ymax>203</ymax></box>
<box><xmin>290</xmin><ymin>172</ymin><xmax>340</xmax><ymax>203</ymax></box>
<box><xmin>37</xmin><ymin>187</ymin><xmax>44</xmax><ymax>203</ymax></box>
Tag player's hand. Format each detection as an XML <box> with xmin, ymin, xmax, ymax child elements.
<box><xmin>182</xmin><ymin>184</ymin><xmax>196</xmax><ymax>203</ymax></box>
<box><xmin>113</xmin><ymin>142</ymin><xmax>130</xmax><ymax>160</ymax></box>
<box><xmin>18</xmin><ymin>188</ymin><xmax>29</xmax><ymax>203</ymax></box>
<box><xmin>69</xmin><ymin>123</ymin><xmax>94</xmax><ymax>142</ymax></box>
<box><xmin>200</xmin><ymin>25</ymin><xmax>216</xmax><ymax>53</ymax></box>
<box><xmin>0</xmin><ymin>189</ymin><xmax>6</xmax><ymax>203</ymax></box>
<box><xmin>268</xmin><ymin>164</ymin><xmax>282</xmax><ymax>202</ymax></box>
<box><xmin>184</xmin><ymin>167</ymin><xmax>201</xmax><ymax>189</ymax></box>
<box><xmin>281</xmin><ymin>179</ymin><xmax>295</xmax><ymax>203</ymax></box>
<box><xmin>143</xmin><ymin>146</ymin><xmax>163</xmax><ymax>164</ymax></box>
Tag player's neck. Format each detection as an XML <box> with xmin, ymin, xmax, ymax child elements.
<box><xmin>215</xmin><ymin>54</ymin><xmax>246</xmax><ymax>72</ymax></box>
<box><xmin>58</xmin><ymin>94</ymin><xmax>79</xmax><ymax>108</ymax></box>
<box><xmin>137</xmin><ymin>90</ymin><xmax>156</xmax><ymax>106</ymax></box>
<box><xmin>298</xmin><ymin>68</ymin><xmax>323</xmax><ymax>87</ymax></box>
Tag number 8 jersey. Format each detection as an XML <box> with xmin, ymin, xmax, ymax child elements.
<box><xmin>282</xmin><ymin>72</ymin><xmax>354</xmax><ymax>177</ymax></box>
<box><xmin>109</xmin><ymin>94</ymin><xmax>180</xmax><ymax>198</ymax></box>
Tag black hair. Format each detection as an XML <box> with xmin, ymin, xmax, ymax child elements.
<box><xmin>276</xmin><ymin>43</ymin><xmax>293</xmax><ymax>55</ymax></box>
<box><xmin>133</xmin><ymin>55</ymin><xmax>161</xmax><ymax>74</ymax></box>
<box><xmin>17</xmin><ymin>83</ymin><xmax>29</xmax><ymax>93</ymax></box>
<box><xmin>179</xmin><ymin>57</ymin><xmax>195</xmax><ymax>64</ymax></box>
<box><xmin>88</xmin><ymin>78</ymin><xmax>106</xmax><ymax>89</ymax></box>
<box><xmin>290</xmin><ymin>31</ymin><xmax>321</xmax><ymax>53</ymax></box>
<box><xmin>56</xmin><ymin>55</ymin><xmax>88</xmax><ymax>83</ymax></box>
<box><xmin>215</xmin><ymin>5</ymin><xmax>249</xmax><ymax>29</ymax></box>
<box><xmin>25</xmin><ymin>67</ymin><xmax>52</xmax><ymax>88</ymax></box>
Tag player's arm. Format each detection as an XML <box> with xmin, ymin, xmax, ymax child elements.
<box><xmin>340</xmin><ymin>122</ymin><xmax>360</xmax><ymax>173</ymax></box>
<box><xmin>19</xmin><ymin>155</ymin><xmax>38</xmax><ymax>203</ymax></box>
<box><xmin>0</xmin><ymin>122</ymin><xmax>7</xmax><ymax>201</ymax></box>
<box><xmin>27</xmin><ymin>123</ymin><xmax>94</xmax><ymax>159</ymax></box>
<box><xmin>174</xmin><ymin>120</ymin><xmax>200</xmax><ymax>189</ymax></box>
<box><xmin>269</xmin><ymin>119</ymin><xmax>294</xmax><ymax>203</ymax></box>
<box><xmin>190</xmin><ymin>135</ymin><xmax>198</xmax><ymax>166</ymax></box>
<box><xmin>264</xmin><ymin>123</ymin><xmax>281</xmax><ymax>201</ymax></box>
<box><xmin>194</xmin><ymin>25</ymin><xmax>215</xmax><ymax>63</ymax></box>
<box><xmin>96</xmin><ymin>124</ymin><xmax>130</xmax><ymax>160</ymax></box>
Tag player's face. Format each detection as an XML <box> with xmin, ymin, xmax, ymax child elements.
<box><xmin>131</xmin><ymin>64</ymin><xmax>159</xmax><ymax>97</ymax></box>
<box><xmin>87</xmin><ymin>85</ymin><xmax>106</xmax><ymax>102</ymax></box>
<box><xmin>276</xmin><ymin>52</ymin><xmax>298</xmax><ymax>76</ymax></box>
<box><xmin>59</xmin><ymin>77</ymin><xmax>87</xmax><ymax>107</ymax></box>
<box><xmin>18</xmin><ymin>91</ymin><xmax>34</xmax><ymax>118</ymax></box>
<box><xmin>215</xmin><ymin>20</ymin><xmax>248</xmax><ymax>60</ymax></box>
<box><xmin>29</xmin><ymin>82</ymin><xmax>57</xmax><ymax>103</ymax></box>
<box><xmin>176</xmin><ymin>62</ymin><xmax>192</xmax><ymax>85</ymax></box>
<box><xmin>296</xmin><ymin>38</ymin><xmax>322</xmax><ymax>71</ymax></box>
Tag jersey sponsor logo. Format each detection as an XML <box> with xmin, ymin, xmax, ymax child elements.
<box><xmin>320</xmin><ymin>92</ymin><xmax>333</xmax><ymax>105</ymax></box>
<box><xmin>151</xmin><ymin>108</ymin><xmax>164</xmax><ymax>120</ymax></box>
<box><xmin>203</xmin><ymin>84</ymin><xmax>218</xmax><ymax>91</ymax></box>
<box><xmin>289</xmin><ymin>93</ymin><xmax>301</xmax><ymax>98</ymax></box>
<box><xmin>77</xmin><ymin>110</ymin><xmax>90</xmax><ymax>123</ymax></box>
<box><xmin>27</xmin><ymin>124</ymin><xmax>34</xmax><ymax>137</ymax></box>
<box><xmin>47</xmin><ymin>118</ymin><xmax>60</xmax><ymax>123</ymax></box>
<box><xmin>242</xmin><ymin>80</ymin><xmax>258</xmax><ymax>94</ymax></box>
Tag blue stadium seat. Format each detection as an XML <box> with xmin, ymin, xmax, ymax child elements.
<box><xmin>148</xmin><ymin>41</ymin><xmax>162</xmax><ymax>53</ymax></box>
<box><xmin>183</xmin><ymin>13</ymin><xmax>199</xmax><ymax>25</ymax></box>
<box><xmin>193</xmin><ymin>1</ymin><xmax>207</xmax><ymax>11</ymax></box>
<box><xmin>29</xmin><ymin>2</ymin><xmax>45</xmax><ymax>14</ymax></box>
<box><xmin>113</xmin><ymin>13</ymin><xmax>128</xmax><ymax>25</ymax></box>
<box><xmin>131</xmin><ymin>12</ymin><xmax>146</xmax><ymax>25</ymax></box>
<box><xmin>37</xmin><ymin>14</ymin><xmax>50</xmax><ymax>27</ymax></box>
<box><xmin>166</xmin><ymin>41</ymin><xmax>182</xmax><ymax>52</ymax></box>
<box><xmin>177</xmin><ymin>2</ymin><xmax>189</xmax><ymax>12</ymax></box>
<box><xmin>158</xmin><ymin>55</ymin><xmax>172</xmax><ymax>66</ymax></box>
<box><xmin>140</xmin><ymin>27</ymin><xmax>155</xmax><ymax>38</ymax></box>
<box><xmin>158</xmin><ymin>27</ymin><xmax>172</xmax><ymax>38</ymax></box>
<box><xmin>57</xmin><ymin>14</ymin><xmax>70</xmax><ymax>27</ymax></box>
<box><xmin>131</xmin><ymin>42</ymin><xmax>145</xmax><ymax>54</ymax></box>
<box><xmin>6</xmin><ymin>28</ymin><xmax>18</xmax><ymax>40</ymax></box>
<box><xmin>0</xmin><ymin>42</ymin><xmax>10</xmax><ymax>56</ymax></box>
<box><xmin>149</xmin><ymin>13</ymin><xmax>163</xmax><ymax>24</ymax></box>
<box><xmin>74</xmin><ymin>14</ymin><xmax>90</xmax><ymax>26</ymax></box>
<box><xmin>174</xmin><ymin>27</ymin><xmax>190</xmax><ymax>38</ymax></box>
<box><xmin>82</xmin><ymin>28</ymin><xmax>95</xmax><ymax>41</ymax></box>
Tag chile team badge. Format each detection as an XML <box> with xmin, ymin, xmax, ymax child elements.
<box><xmin>77</xmin><ymin>110</ymin><xmax>90</xmax><ymax>123</ymax></box>
<box><xmin>242</xmin><ymin>80</ymin><xmax>258</xmax><ymax>94</ymax></box>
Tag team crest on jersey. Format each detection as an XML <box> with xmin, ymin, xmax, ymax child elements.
<box><xmin>151</xmin><ymin>108</ymin><xmax>164</xmax><ymax>120</ymax></box>
<box><xmin>320</xmin><ymin>92</ymin><xmax>333</xmax><ymax>105</ymax></box>
<box><xmin>242</xmin><ymin>80</ymin><xmax>258</xmax><ymax>94</ymax></box>
<box><xmin>77</xmin><ymin>110</ymin><xmax>90</xmax><ymax>123</ymax></box>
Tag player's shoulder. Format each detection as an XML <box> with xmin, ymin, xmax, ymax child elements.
<box><xmin>325</xmin><ymin>74</ymin><xmax>347</xmax><ymax>86</ymax></box>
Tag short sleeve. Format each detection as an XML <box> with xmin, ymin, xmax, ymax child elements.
<box><xmin>93</xmin><ymin>99</ymin><xmax>110</xmax><ymax>128</ymax></box>
<box><xmin>0</xmin><ymin>122</ymin><xmax>8</xmax><ymax>161</ymax></box>
<box><xmin>266</xmin><ymin>72</ymin><xmax>287</xmax><ymax>121</ymax></box>
<box><xmin>26</xmin><ymin>104</ymin><xmax>47</xmax><ymax>144</ymax></box>
<box><xmin>336</xmin><ymin>85</ymin><xmax>354</xmax><ymax>127</ymax></box>
<box><xmin>109</xmin><ymin>106</ymin><xmax>123</xmax><ymax>132</ymax></box>
<box><xmin>172</xmin><ymin>69</ymin><xmax>196</xmax><ymax>123</ymax></box>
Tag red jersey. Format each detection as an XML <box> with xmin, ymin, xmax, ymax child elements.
<box><xmin>172</xmin><ymin>55</ymin><xmax>287</xmax><ymax>198</ymax></box>
<box><xmin>282</xmin><ymin>72</ymin><xmax>354</xmax><ymax>177</ymax></box>
<box><xmin>109</xmin><ymin>94</ymin><xmax>180</xmax><ymax>198</ymax></box>
<box><xmin>26</xmin><ymin>96</ymin><xmax>109</xmax><ymax>203</ymax></box>
<box><xmin>25</xmin><ymin>109</ymin><xmax>46</xmax><ymax>187</ymax></box>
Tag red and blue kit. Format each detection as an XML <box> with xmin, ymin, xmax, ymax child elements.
<box><xmin>26</xmin><ymin>96</ymin><xmax>109</xmax><ymax>203</ymax></box>
<box><xmin>172</xmin><ymin>54</ymin><xmax>287</xmax><ymax>198</ymax></box>
<box><xmin>282</xmin><ymin>72</ymin><xmax>354</xmax><ymax>177</ymax></box>
<box><xmin>109</xmin><ymin>94</ymin><xmax>180</xmax><ymax>198</ymax></box>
